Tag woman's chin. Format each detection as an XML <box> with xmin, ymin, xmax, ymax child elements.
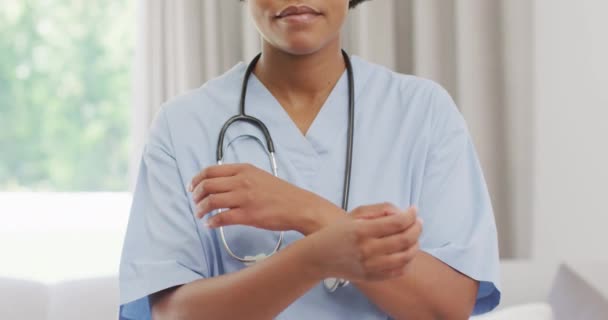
<box><xmin>278</xmin><ymin>44</ymin><xmax>326</xmax><ymax>57</ymax></box>
<box><xmin>274</xmin><ymin>37</ymin><xmax>329</xmax><ymax>56</ymax></box>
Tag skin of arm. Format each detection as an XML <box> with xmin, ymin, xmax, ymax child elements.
<box><xmin>150</xmin><ymin>233</ymin><xmax>323</xmax><ymax>320</ymax></box>
<box><xmin>351</xmin><ymin>253</ymin><xmax>479</xmax><ymax>320</ymax></box>
<box><xmin>151</xmin><ymin>202</ymin><xmax>422</xmax><ymax>319</ymax></box>
<box><xmin>312</xmin><ymin>206</ymin><xmax>479</xmax><ymax>320</ymax></box>
<box><xmin>189</xmin><ymin>164</ymin><xmax>479</xmax><ymax>319</ymax></box>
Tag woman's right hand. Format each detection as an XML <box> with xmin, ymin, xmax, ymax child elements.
<box><xmin>305</xmin><ymin>203</ymin><xmax>421</xmax><ymax>282</ymax></box>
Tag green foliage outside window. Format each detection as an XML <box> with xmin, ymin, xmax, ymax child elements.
<box><xmin>0</xmin><ymin>1</ymin><xmax>133</xmax><ymax>191</ymax></box>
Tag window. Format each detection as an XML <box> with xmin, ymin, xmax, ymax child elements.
<box><xmin>0</xmin><ymin>1</ymin><xmax>132</xmax><ymax>191</ymax></box>
<box><xmin>0</xmin><ymin>1</ymin><xmax>134</xmax><ymax>281</ymax></box>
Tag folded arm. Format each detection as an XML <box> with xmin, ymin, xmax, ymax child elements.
<box><xmin>151</xmin><ymin>207</ymin><xmax>417</xmax><ymax>320</ymax></box>
<box><xmin>150</xmin><ymin>235</ymin><xmax>320</xmax><ymax>320</ymax></box>
<box><xmin>312</xmin><ymin>206</ymin><xmax>479</xmax><ymax>320</ymax></box>
<box><xmin>189</xmin><ymin>164</ymin><xmax>481</xmax><ymax>319</ymax></box>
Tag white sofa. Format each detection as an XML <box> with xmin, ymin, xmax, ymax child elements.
<box><xmin>0</xmin><ymin>276</ymin><xmax>118</xmax><ymax>320</ymax></box>
<box><xmin>1</xmin><ymin>260</ymin><xmax>604</xmax><ymax>320</ymax></box>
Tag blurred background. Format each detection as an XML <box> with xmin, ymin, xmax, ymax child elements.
<box><xmin>0</xmin><ymin>0</ymin><xmax>606</xmax><ymax>319</ymax></box>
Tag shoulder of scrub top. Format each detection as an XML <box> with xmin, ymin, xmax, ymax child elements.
<box><xmin>350</xmin><ymin>55</ymin><xmax>464</xmax><ymax>133</ymax></box>
<box><xmin>155</xmin><ymin>62</ymin><xmax>247</xmax><ymax>127</ymax></box>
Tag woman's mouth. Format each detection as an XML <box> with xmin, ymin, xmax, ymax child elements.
<box><xmin>275</xmin><ymin>5</ymin><xmax>322</xmax><ymax>23</ymax></box>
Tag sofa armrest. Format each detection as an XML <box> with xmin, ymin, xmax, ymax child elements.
<box><xmin>0</xmin><ymin>277</ymin><xmax>50</xmax><ymax>320</ymax></box>
<box><xmin>47</xmin><ymin>276</ymin><xmax>119</xmax><ymax>320</ymax></box>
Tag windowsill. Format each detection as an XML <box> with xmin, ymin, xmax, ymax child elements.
<box><xmin>0</xmin><ymin>192</ymin><xmax>131</xmax><ymax>284</ymax></box>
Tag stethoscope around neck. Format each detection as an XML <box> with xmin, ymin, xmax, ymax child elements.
<box><xmin>215</xmin><ymin>50</ymin><xmax>355</xmax><ymax>292</ymax></box>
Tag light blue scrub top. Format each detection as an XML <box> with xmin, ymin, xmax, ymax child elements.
<box><xmin>119</xmin><ymin>56</ymin><xmax>501</xmax><ymax>319</ymax></box>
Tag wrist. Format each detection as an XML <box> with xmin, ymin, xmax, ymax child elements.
<box><xmin>298</xmin><ymin>194</ymin><xmax>347</xmax><ymax>235</ymax></box>
<box><xmin>291</xmin><ymin>234</ymin><xmax>328</xmax><ymax>280</ymax></box>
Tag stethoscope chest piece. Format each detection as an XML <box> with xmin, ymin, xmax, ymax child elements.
<box><xmin>324</xmin><ymin>278</ymin><xmax>349</xmax><ymax>292</ymax></box>
<box><xmin>243</xmin><ymin>253</ymin><xmax>269</xmax><ymax>266</ymax></box>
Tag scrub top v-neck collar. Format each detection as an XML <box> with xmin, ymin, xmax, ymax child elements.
<box><xmin>243</xmin><ymin>65</ymin><xmax>351</xmax><ymax>173</ymax></box>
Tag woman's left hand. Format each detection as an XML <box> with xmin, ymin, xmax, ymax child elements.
<box><xmin>189</xmin><ymin>163</ymin><xmax>343</xmax><ymax>234</ymax></box>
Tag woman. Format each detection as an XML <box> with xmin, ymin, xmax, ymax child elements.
<box><xmin>119</xmin><ymin>0</ymin><xmax>500</xmax><ymax>319</ymax></box>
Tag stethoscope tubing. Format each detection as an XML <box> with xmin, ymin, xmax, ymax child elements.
<box><xmin>215</xmin><ymin>50</ymin><xmax>355</xmax><ymax>291</ymax></box>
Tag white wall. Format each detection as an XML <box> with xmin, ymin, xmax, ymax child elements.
<box><xmin>533</xmin><ymin>0</ymin><xmax>608</xmax><ymax>261</ymax></box>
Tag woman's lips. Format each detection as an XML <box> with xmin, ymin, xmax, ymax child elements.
<box><xmin>276</xmin><ymin>5</ymin><xmax>321</xmax><ymax>18</ymax></box>
<box><xmin>275</xmin><ymin>5</ymin><xmax>322</xmax><ymax>23</ymax></box>
<box><xmin>278</xmin><ymin>12</ymin><xmax>321</xmax><ymax>23</ymax></box>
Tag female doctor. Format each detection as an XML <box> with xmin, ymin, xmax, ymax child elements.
<box><xmin>119</xmin><ymin>0</ymin><xmax>501</xmax><ymax>319</ymax></box>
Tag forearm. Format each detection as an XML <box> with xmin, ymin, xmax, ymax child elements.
<box><xmin>151</xmin><ymin>237</ymin><xmax>322</xmax><ymax>320</ymax></box>
<box><xmin>310</xmin><ymin>208</ymin><xmax>478</xmax><ymax>319</ymax></box>
<box><xmin>352</xmin><ymin>252</ymin><xmax>479</xmax><ymax>320</ymax></box>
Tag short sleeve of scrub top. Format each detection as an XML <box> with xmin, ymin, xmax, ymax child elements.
<box><xmin>119</xmin><ymin>56</ymin><xmax>501</xmax><ymax>319</ymax></box>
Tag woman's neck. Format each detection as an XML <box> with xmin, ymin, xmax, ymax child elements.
<box><xmin>252</xmin><ymin>39</ymin><xmax>346</xmax><ymax>135</ymax></box>
<box><xmin>253</xmin><ymin>39</ymin><xmax>346</xmax><ymax>110</ymax></box>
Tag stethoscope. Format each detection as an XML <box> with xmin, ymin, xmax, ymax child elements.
<box><xmin>215</xmin><ymin>50</ymin><xmax>355</xmax><ymax>292</ymax></box>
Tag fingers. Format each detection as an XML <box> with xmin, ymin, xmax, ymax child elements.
<box><xmin>363</xmin><ymin>218</ymin><xmax>423</xmax><ymax>255</ymax></box>
<box><xmin>189</xmin><ymin>164</ymin><xmax>249</xmax><ymax>192</ymax></box>
<box><xmin>206</xmin><ymin>208</ymin><xmax>248</xmax><ymax>228</ymax></box>
<box><xmin>362</xmin><ymin>242</ymin><xmax>420</xmax><ymax>279</ymax></box>
<box><xmin>191</xmin><ymin>176</ymin><xmax>240</xmax><ymax>203</ymax></box>
<box><xmin>363</xmin><ymin>206</ymin><xmax>418</xmax><ymax>238</ymax></box>
<box><xmin>354</xmin><ymin>210</ymin><xmax>394</xmax><ymax>220</ymax></box>
<box><xmin>349</xmin><ymin>207</ymin><xmax>422</xmax><ymax>281</ymax></box>
<box><xmin>195</xmin><ymin>192</ymin><xmax>240</xmax><ymax>219</ymax></box>
<box><xmin>351</xmin><ymin>202</ymin><xmax>399</xmax><ymax>220</ymax></box>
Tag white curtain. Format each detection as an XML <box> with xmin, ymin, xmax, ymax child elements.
<box><xmin>132</xmin><ymin>0</ymin><xmax>534</xmax><ymax>259</ymax></box>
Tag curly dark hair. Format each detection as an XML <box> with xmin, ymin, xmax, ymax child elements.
<box><xmin>347</xmin><ymin>0</ymin><xmax>370</xmax><ymax>8</ymax></box>
<box><xmin>239</xmin><ymin>1</ymin><xmax>371</xmax><ymax>9</ymax></box>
